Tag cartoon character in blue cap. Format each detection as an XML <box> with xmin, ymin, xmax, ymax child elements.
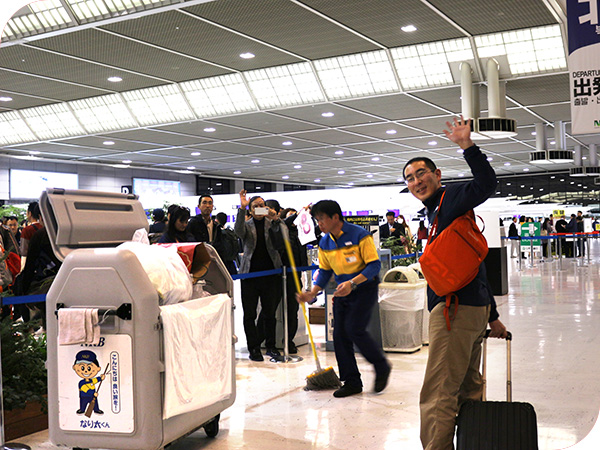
<box><xmin>72</xmin><ymin>350</ymin><xmax>105</xmax><ymax>415</ymax></box>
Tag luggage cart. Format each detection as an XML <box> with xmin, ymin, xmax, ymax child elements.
<box><xmin>41</xmin><ymin>189</ymin><xmax>236</xmax><ymax>450</ymax></box>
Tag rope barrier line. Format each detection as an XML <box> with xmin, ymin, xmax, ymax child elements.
<box><xmin>1</xmin><ymin>253</ymin><xmax>422</xmax><ymax>305</ymax></box>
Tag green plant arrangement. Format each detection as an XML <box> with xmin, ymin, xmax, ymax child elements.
<box><xmin>1</xmin><ymin>317</ymin><xmax>47</xmax><ymax>413</ymax></box>
<box><xmin>0</xmin><ymin>205</ymin><xmax>27</xmax><ymax>223</ymax></box>
<box><xmin>381</xmin><ymin>233</ymin><xmax>422</xmax><ymax>267</ymax></box>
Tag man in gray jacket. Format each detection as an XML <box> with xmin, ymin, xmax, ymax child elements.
<box><xmin>235</xmin><ymin>190</ymin><xmax>288</xmax><ymax>361</ymax></box>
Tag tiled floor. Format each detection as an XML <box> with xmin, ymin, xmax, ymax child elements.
<box><xmin>13</xmin><ymin>243</ymin><xmax>600</xmax><ymax>449</ymax></box>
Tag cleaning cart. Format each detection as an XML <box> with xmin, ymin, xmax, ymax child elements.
<box><xmin>41</xmin><ymin>188</ymin><xmax>236</xmax><ymax>450</ymax></box>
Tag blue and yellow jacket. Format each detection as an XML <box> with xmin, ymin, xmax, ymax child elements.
<box><xmin>315</xmin><ymin>221</ymin><xmax>381</xmax><ymax>288</ymax></box>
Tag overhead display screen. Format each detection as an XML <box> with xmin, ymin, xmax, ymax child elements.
<box><xmin>10</xmin><ymin>169</ymin><xmax>78</xmax><ymax>199</ymax></box>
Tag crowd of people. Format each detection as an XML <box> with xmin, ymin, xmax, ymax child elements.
<box><xmin>506</xmin><ymin>211</ymin><xmax>590</xmax><ymax>258</ymax></box>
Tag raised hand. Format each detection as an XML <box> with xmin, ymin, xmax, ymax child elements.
<box><xmin>443</xmin><ymin>115</ymin><xmax>474</xmax><ymax>150</ymax></box>
<box><xmin>239</xmin><ymin>189</ymin><xmax>249</xmax><ymax>209</ymax></box>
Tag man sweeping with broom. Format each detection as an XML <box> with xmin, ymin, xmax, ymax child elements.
<box><xmin>297</xmin><ymin>200</ymin><xmax>391</xmax><ymax>398</ymax></box>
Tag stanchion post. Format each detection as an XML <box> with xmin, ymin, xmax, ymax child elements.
<box><xmin>517</xmin><ymin>238</ymin><xmax>522</xmax><ymax>271</ymax></box>
<box><xmin>282</xmin><ymin>267</ymin><xmax>289</xmax><ymax>362</ymax></box>
<box><xmin>558</xmin><ymin>237</ymin><xmax>563</xmax><ymax>271</ymax></box>
<box><xmin>529</xmin><ymin>238</ymin><xmax>535</xmax><ymax>268</ymax></box>
<box><xmin>587</xmin><ymin>234</ymin><xmax>591</xmax><ymax>265</ymax></box>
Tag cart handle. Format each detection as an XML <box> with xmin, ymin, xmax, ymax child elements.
<box><xmin>54</xmin><ymin>303</ymin><xmax>132</xmax><ymax>321</ymax></box>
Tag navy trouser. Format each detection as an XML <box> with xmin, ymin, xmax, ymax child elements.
<box><xmin>241</xmin><ymin>275</ymin><xmax>281</xmax><ymax>350</ymax></box>
<box><xmin>332</xmin><ymin>280</ymin><xmax>388</xmax><ymax>387</ymax></box>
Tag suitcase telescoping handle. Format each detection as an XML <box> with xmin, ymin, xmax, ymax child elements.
<box><xmin>482</xmin><ymin>330</ymin><xmax>512</xmax><ymax>402</ymax></box>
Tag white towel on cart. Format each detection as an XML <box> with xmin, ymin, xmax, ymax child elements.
<box><xmin>160</xmin><ymin>294</ymin><xmax>233</xmax><ymax>420</ymax></box>
<box><xmin>58</xmin><ymin>308</ymin><xmax>100</xmax><ymax>345</ymax></box>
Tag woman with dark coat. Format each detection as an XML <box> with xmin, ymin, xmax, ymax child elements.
<box><xmin>158</xmin><ymin>206</ymin><xmax>194</xmax><ymax>243</ymax></box>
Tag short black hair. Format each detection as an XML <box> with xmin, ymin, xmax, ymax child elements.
<box><xmin>386</xmin><ymin>211</ymin><xmax>395</xmax><ymax>218</ymax></box>
<box><xmin>152</xmin><ymin>208</ymin><xmax>165</xmax><ymax>221</ymax></box>
<box><xmin>215</xmin><ymin>212</ymin><xmax>228</xmax><ymax>225</ymax></box>
<box><xmin>311</xmin><ymin>200</ymin><xmax>343</xmax><ymax>222</ymax></box>
<box><xmin>265</xmin><ymin>199</ymin><xmax>281</xmax><ymax>212</ymax></box>
<box><xmin>402</xmin><ymin>157</ymin><xmax>437</xmax><ymax>178</ymax></box>
<box><xmin>6</xmin><ymin>216</ymin><xmax>18</xmax><ymax>222</ymax></box>
<box><xmin>198</xmin><ymin>194</ymin><xmax>213</xmax><ymax>204</ymax></box>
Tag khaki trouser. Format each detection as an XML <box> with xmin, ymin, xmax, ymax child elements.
<box><xmin>420</xmin><ymin>302</ymin><xmax>490</xmax><ymax>450</ymax></box>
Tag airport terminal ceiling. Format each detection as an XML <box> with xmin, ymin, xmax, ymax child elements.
<box><xmin>1</xmin><ymin>0</ymin><xmax>597</xmax><ymax>202</ymax></box>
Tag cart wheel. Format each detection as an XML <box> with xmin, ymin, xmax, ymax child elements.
<box><xmin>204</xmin><ymin>414</ymin><xmax>220</xmax><ymax>438</ymax></box>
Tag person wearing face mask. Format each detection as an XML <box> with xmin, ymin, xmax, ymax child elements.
<box><xmin>235</xmin><ymin>190</ymin><xmax>288</xmax><ymax>361</ymax></box>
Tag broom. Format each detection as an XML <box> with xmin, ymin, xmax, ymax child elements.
<box><xmin>283</xmin><ymin>238</ymin><xmax>341</xmax><ymax>390</ymax></box>
<box><xmin>84</xmin><ymin>363</ymin><xmax>110</xmax><ymax>418</ymax></box>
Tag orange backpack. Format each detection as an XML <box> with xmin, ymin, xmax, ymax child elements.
<box><xmin>419</xmin><ymin>191</ymin><xmax>488</xmax><ymax>330</ymax></box>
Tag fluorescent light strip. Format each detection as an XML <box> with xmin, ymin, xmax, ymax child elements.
<box><xmin>21</xmin><ymin>104</ymin><xmax>84</xmax><ymax>140</ymax></box>
<box><xmin>0</xmin><ymin>112</ymin><xmax>37</xmax><ymax>145</ymax></box>
<box><xmin>122</xmin><ymin>85</ymin><xmax>194</xmax><ymax>126</ymax></box>
<box><xmin>69</xmin><ymin>94</ymin><xmax>137</xmax><ymax>132</ymax></box>
<box><xmin>245</xmin><ymin>63</ymin><xmax>324</xmax><ymax>108</ymax></box>
<box><xmin>474</xmin><ymin>25</ymin><xmax>566</xmax><ymax>75</ymax></box>
<box><xmin>314</xmin><ymin>51</ymin><xmax>398</xmax><ymax>100</ymax></box>
<box><xmin>181</xmin><ymin>74</ymin><xmax>255</xmax><ymax>117</ymax></box>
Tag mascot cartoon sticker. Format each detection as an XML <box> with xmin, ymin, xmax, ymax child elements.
<box><xmin>72</xmin><ymin>350</ymin><xmax>108</xmax><ymax>416</ymax></box>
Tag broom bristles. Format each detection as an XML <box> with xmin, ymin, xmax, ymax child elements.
<box><xmin>305</xmin><ymin>366</ymin><xmax>342</xmax><ymax>391</ymax></box>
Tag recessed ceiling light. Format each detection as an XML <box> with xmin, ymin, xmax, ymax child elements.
<box><xmin>282</xmin><ymin>175</ymin><xmax>290</xmax><ymax>179</ymax></box>
<box><xmin>578</xmin><ymin>184</ymin><xmax>582</xmax><ymax>187</ymax></box>
<box><xmin>338</xmin><ymin>170</ymin><xmax>345</xmax><ymax>174</ymax></box>
<box><xmin>371</xmin><ymin>157</ymin><xmax>380</xmax><ymax>162</ymax></box>
<box><xmin>103</xmin><ymin>141</ymin><xmax>115</xmax><ymax>145</ymax></box>
<box><xmin>523</xmin><ymin>168</ymin><xmax>529</xmax><ymax>172</ymax></box>
<box><xmin>191</xmin><ymin>152</ymin><xmax>201</xmax><ymax>156</ymax></box>
<box><xmin>321</xmin><ymin>112</ymin><xmax>335</xmax><ymax>117</ymax></box>
<box><xmin>251</xmin><ymin>159</ymin><xmax>260</xmax><ymax>164</ymax></box>
<box><xmin>386</xmin><ymin>129</ymin><xmax>397</xmax><ymax>135</ymax></box>
<box><xmin>428</xmin><ymin>140</ymin><xmax>437</xmax><ymax>146</ymax></box>
<box><xmin>457</xmin><ymin>149</ymin><xmax>464</xmax><ymax>154</ymax></box>
<box><xmin>122</xmin><ymin>159</ymin><xmax>132</xmax><ymax>164</ymax></box>
<box><xmin>366</xmin><ymin>174</ymin><xmax>373</xmax><ymax>178</ymax></box>
<box><xmin>294</xmin><ymin>164</ymin><xmax>302</xmax><ymax>169</ymax></box>
<box><xmin>234</xmin><ymin>171</ymin><xmax>241</xmax><ymax>175</ymax></box>
<box><xmin>203</xmin><ymin>127</ymin><xmax>216</xmax><ymax>132</ymax></box>
<box><xmin>550</xmin><ymin>140</ymin><xmax>556</xmax><ymax>145</ymax></box>
<box><xmin>397</xmin><ymin>178</ymin><xmax>403</xmax><ymax>182</ymax></box>
<box><xmin>560</xmin><ymin>179</ymin><xmax>565</xmax><ymax>181</ymax></box>
<box><xmin>521</xmin><ymin>185</ymin><xmax>525</xmax><ymax>188</ymax></box>
<box><xmin>401</xmin><ymin>24</ymin><xmax>417</xmax><ymax>32</ymax></box>
<box><xmin>506</xmin><ymin>182</ymin><xmax>511</xmax><ymax>186</ymax></box>
<box><xmin>551</xmin><ymin>176</ymin><xmax>555</xmax><ymax>179</ymax></box>
<box><xmin>314</xmin><ymin>178</ymin><xmax>321</xmax><ymax>183</ymax></box>
<box><xmin>531</xmin><ymin>132</ymin><xmax>537</xmax><ymax>136</ymax></box>
<box><xmin>256</xmin><ymin>186</ymin><xmax>262</xmax><ymax>189</ymax></box>
<box><xmin>540</xmin><ymin>188</ymin><xmax>544</xmax><ymax>191</ymax></box>
<box><xmin>239</xmin><ymin>52</ymin><xmax>255</xmax><ymax>59</ymax></box>
<box><xmin>583</xmin><ymin>156</ymin><xmax>587</xmax><ymax>160</ymax></box>
<box><xmin>187</xmin><ymin>166</ymin><xmax>195</xmax><ymax>170</ymax></box>
<box><xmin>107</xmin><ymin>76</ymin><xmax>123</xmax><ymax>82</ymax></box>
<box><xmin>487</xmin><ymin>157</ymin><xmax>493</xmax><ymax>161</ymax></box>
<box><xmin>530</xmin><ymin>187</ymin><xmax>534</xmax><ymax>190</ymax></box>
<box><xmin>0</xmin><ymin>96</ymin><xmax>13</xmax><ymax>102</ymax></box>
<box><xmin>348</xmin><ymin>182</ymin><xmax>354</xmax><ymax>186</ymax></box>
<box><xmin>570</xmin><ymin>181</ymin><xmax>575</xmax><ymax>184</ymax></box>
<box><xmin>282</xmin><ymin>141</ymin><xmax>293</xmax><ymax>146</ymax></box>
<box><xmin>28</xmin><ymin>151</ymin><xmax>40</xmax><ymax>155</ymax></box>
<box><xmin>458</xmin><ymin>173</ymin><xmax>464</xmax><ymax>177</ymax></box>
<box><xmin>504</xmin><ymin>162</ymin><xmax>511</xmax><ymax>166</ymax></box>
<box><xmin>335</xmin><ymin>150</ymin><xmax>344</xmax><ymax>155</ymax></box>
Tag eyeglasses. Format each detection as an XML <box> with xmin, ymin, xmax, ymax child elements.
<box><xmin>404</xmin><ymin>169</ymin><xmax>433</xmax><ymax>185</ymax></box>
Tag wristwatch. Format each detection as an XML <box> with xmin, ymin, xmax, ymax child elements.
<box><xmin>350</xmin><ymin>280</ymin><xmax>358</xmax><ymax>291</ymax></box>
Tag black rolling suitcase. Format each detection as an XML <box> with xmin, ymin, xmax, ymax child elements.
<box><xmin>456</xmin><ymin>330</ymin><xmax>538</xmax><ymax>450</ymax></box>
